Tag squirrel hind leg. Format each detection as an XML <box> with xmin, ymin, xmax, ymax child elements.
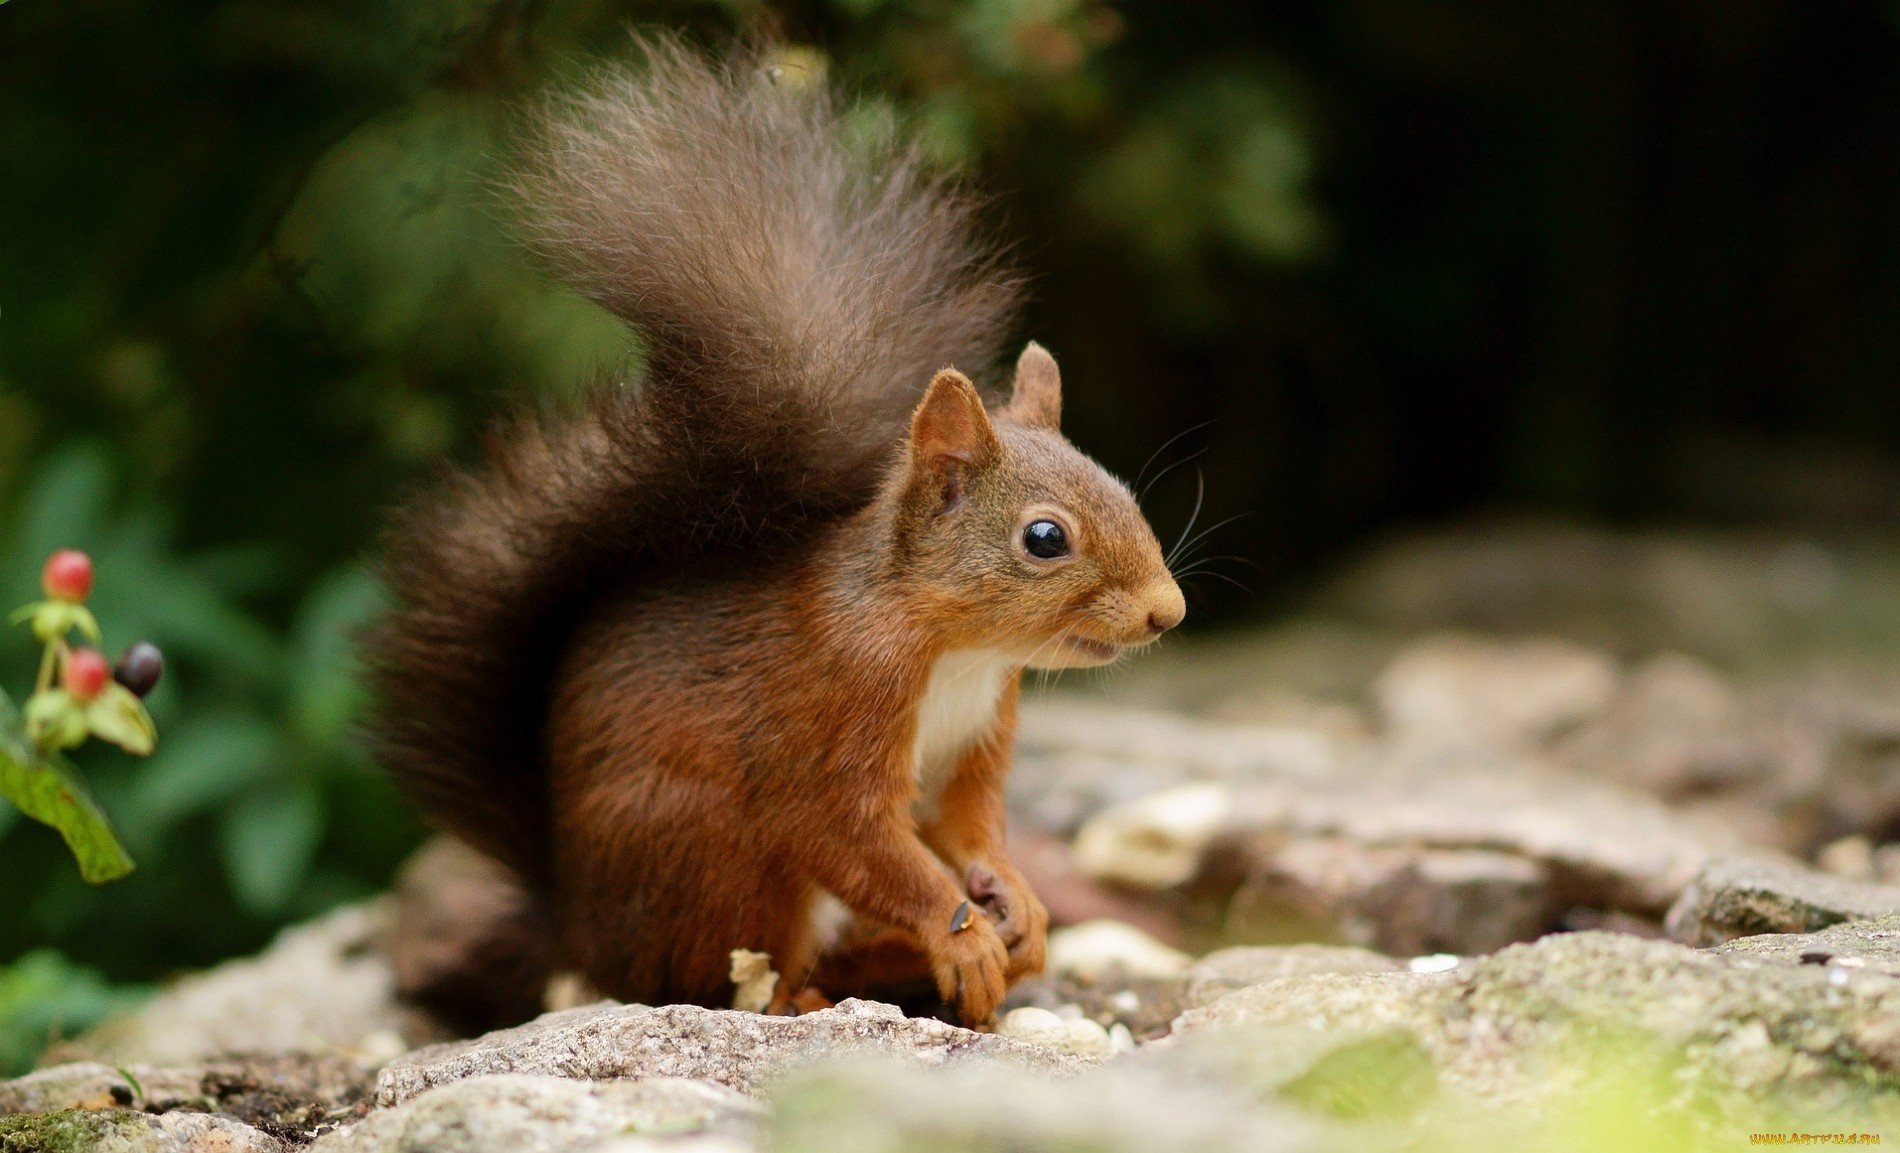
<box><xmin>766</xmin><ymin>983</ymin><xmax>834</xmax><ymax>1016</ymax></box>
<box><xmin>808</xmin><ymin>925</ymin><xmax>941</xmax><ymax>1012</ymax></box>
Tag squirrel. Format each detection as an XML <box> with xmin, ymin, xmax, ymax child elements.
<box><xmin>365</xmin><ymin>36</ymin><xmax>1184</xmax><ymax>1027</ymax></box>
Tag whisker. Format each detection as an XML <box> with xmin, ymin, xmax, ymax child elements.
<box><xmin>1133</xmin><ymin>420</ymin><xmax>1215</xmax><ymax>495</ymax></box>
<box><xmin>1168</xmin><ymin>510</ymin><xmax>1251</xmax><ymax>571</ymax></box>
<box><xmin>1165</xmin><ymin>470</ymin><xmax>1207</xmax><ymax>570</ymax></box>
<box><xmin>1139</xmin><ymin>447</ymin><xmax>1209</xmax><ymax>507</ymax></box>
<box><xmin>1179</xmin><ymin>570</ymin><xmax>1253</xmax><ymax>593</ymax></box>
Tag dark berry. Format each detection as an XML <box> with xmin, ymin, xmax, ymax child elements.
<box><xmin>114</xmin><ymin>642</ymin><xmax>164</xmax><ymax>698</ymax></box>
<box><xmin>42</xmin><ymin>549</ymin><xmax>94</xmax><ymax>602</ymax></box>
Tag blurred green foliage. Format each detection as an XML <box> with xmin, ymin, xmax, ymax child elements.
<box><xmin>0</xmin><ymin>951</ymin><xmax>149</xmax><ymax>1077</ymax></box>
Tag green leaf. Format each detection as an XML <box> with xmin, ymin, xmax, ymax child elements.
<box><xmin>83</xmin><ymin>684</ymin><xmax>156</xmax><ymax>757</ymax></box>
<box><xmin>0</xmin><ymin>689</ymin><xmax>135</xmax><ymax>884</ymax></box>
<box><xmin>219</xmin><ymin>780</ymin><xmax>325</xmax><ymax>914</ymax></box>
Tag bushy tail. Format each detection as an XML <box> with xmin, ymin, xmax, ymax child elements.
<box><xmin>365</xmin><ymin>36</ymin><xmax>1021</xmax><ymax>885</ymax></box>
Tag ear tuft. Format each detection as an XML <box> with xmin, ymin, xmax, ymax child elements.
<box><xmin>909</xmin><ymin>369</ymin><xmax>999</xmax><ymax>467</ymax></box>
<box><xmin>1007</xmin><ymin>342</ymin><xmax>1062</xmax><ymax>430</ymax></box>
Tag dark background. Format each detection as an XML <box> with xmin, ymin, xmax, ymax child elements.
<box><xmin>4</xmin><ymin>0</ymin><xmax>1900</xmax><ymax>1066</ymax></box>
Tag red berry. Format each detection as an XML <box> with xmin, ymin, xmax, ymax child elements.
<box><xmin>64</xmin><ymin>648</ymin><xmax>110</xmax><ymax>702</ymax></box>
<box><xmin>42</xmin><ymin>549</ymin><xmax>94</xmax><ymax>602</ymax></box>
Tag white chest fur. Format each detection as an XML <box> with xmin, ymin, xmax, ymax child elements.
<box><xmin>911</xmin><ymin>649</ymin><xmax>1016</xmax><ymax>822</ymax></box>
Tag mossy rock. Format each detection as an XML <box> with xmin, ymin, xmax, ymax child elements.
<box><xmin>0</xmin><ymin>1108</ymin><xmax>278</xmax><ymax>1152</ymax></box>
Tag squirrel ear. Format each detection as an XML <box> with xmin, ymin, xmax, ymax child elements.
<box><xmin>908</xmin><ymin>369</ymin><xmax>999</xmax><ymax>507</ymax></box>
<box><xmin>1007</xmin><ymin>342</ymin><xmax>1062</xmax><ymax>431</ymax></box>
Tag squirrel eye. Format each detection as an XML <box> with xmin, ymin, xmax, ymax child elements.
<box><xmin>1022</xmin><ymin>519</ymin><xmax>1070</xmax><ymax>560</ymax></box>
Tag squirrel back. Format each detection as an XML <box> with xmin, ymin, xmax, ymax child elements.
<box><xmin>365</xmin><ymin>37</ymin><xmax>1023</xmax><ymax>886</ymax></box>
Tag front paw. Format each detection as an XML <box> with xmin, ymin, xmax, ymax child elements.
<box><xmin>925</xmin><ymin>906</ymin><xmax>1009</xmax><ymax>1026</ymax></box>
<box><xmin>967</xmin><ymin>863</ymin><xmax>1049</xmax><ymax>979</ymax></box>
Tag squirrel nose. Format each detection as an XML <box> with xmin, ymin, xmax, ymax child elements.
<box><xmin>1143</xmin><ymin>581</ymin><xmax>1187</xmax><ymax>635</ymax></box>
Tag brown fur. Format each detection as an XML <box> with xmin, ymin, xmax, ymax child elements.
<box><xmin>365</xmin><ymin>37</ymin><xmax>1182</xmax><ymax>1024</ymax></box>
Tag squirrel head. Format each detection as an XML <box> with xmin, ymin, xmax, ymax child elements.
<box><xmin>888</xmin><ymin>343</ymin><xmax>1186</xmax><ymax>669</ymax></box>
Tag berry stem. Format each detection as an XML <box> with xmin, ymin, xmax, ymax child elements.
<box><xmin>35</xmin><ymin>639</ymin><xmax>59</xmax><ymax>697</ymax></box>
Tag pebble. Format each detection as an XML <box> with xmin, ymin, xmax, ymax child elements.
<box><xmin>1047</xmin><ymin>920</ymin><xmax>1194</xmax><ymax>981</ymax></box>
<box><xmin>997</xmin><ymin>1007</ymin><xmax>1114</xmax><ymax>1059</ymax></box>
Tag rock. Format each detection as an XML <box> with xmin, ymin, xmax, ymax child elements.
<box><xmin>1665</xmin><ymin>855</ymin><xmax>1900</xmax><ymax>946</ymax></box>
<box><xmin>1006</xmin><ymin>827</ymin><xmax>1189</xmax><ymax>946</ymax></box>
<box><xmin>591</xmin><ymin>1138</ymin><xmax>753</xmax><ymax>1153</ymax></box>
<box><xmin>1881</xmin><ymin>844</ymin><xmax>1900</xmax><ymax>886</ymax></box>
<box><xmin>1002</xmin><ymin>973</ymin><xmax>1189</xmax><ymax>1043</ymax></box>
<box><xmin>1216</xmin><ymin>744</ymin><xmax>1740</xmax><ymax>950</ymax></box>
<box><xmin>312</xmin><ymin>1074</ymin><xmax>759</xmax><ymax>1153</ymax></box>
<box><xmin>1182</xmin><ymin>945</ymin><xmax>1401</xmax><ymax>1010</ymax></box>
<box><xmin>1373</xmin><ymin>634</ymin><xmax>1619</xmax><ymax>750</ymax></box>
<box><xmin>390</xmin><ymin>837</ymin><xmax>554</xmax><ymax>1035</ymax></box>
<box><xmin>48</xmin><ymin>903</ymin><xmax>435</xmax><ymax>1068</ymax></box>
<box><xmin>1011</xmin><ymin>700</ymin><xmax>1355</xmax><ymax>836</ymax></box>
<box><xmin>1556</xmin><ymin>652</ymin><xmax>1773</xmax><ymax>800</ymax></box>
<box><xmin>1045</xmin><ymin>920</ymin><xmax>1193</xmax><ymax>982</ymax></box>
<box><xmin>1021</xmin><ymin>695</ymin><xmax>1743</xmax><ymax>956</ymax></box>
<box><xmin>0</xmin><ymin>1109</ymin><xmax>283</xmax><ymax>1152</ymax></box>
<box><xmin>994</xmin><ymin>1008</ymin><xmax>1112</xmax><ymax>1058</ymax></box>
<box><xmin>767</xmin><ymin>1054</ymin><xmax>1322</xmax><ymax>1153</ymax></box>
<box><xmin>1173</xmin><ymin>971</ymin><xmax>1452</xmax><ymax>1042</ymax></box>
<box><xmin>1071</xmin><ymin>783</ymin><xmax>1230</xmax><ymax>889</ymax></box>
<box><xmin>1</xmin><ymin>1054</ymin><xmax>373</xmax><ymax>1139</ymax></box>
<box><xmin>1172</xmin><ymin>928</ymin><xmax>1900</xmax><ymax>1115</ymax></box>
<box><xmin>0</xmin><ymin>1063</ymin><xmax>205</xmax><ymax>1116</ymax></box>
<box><xmin>1230</xmin><ymin>838</ymin><xmax>1553</xmax><ymax>956</ymax></box>
<box><xmin>1819</xmin><ymin>835</ymin><xmax>1880</xmax><ymax>881</ymax></box>
<box><xmin>375</xmin><ymin>999</ymin><xmax>1083</xmax><ymax>1105</ymax></box>
<box><xmin>1715</xmin><ymin>913</ymin><xmax>1900</xmax><ymax>976</ymax></box>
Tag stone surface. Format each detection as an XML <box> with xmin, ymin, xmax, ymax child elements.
<box><xmin>994</xmin><ymin>1008</ymin><xmax>1112</xmax><ymax>1058</ymax></box>
<box><xmin>1182</xmin><ymin>945</ymin><xmax>1402</xmax><ymax>1010</ymax></box>
<box><xmin>1173</xmin><ymin>926</ymin><xmax>1900</xmax><ymax>1116</ymax></box>
<box><xmin>312</xmin><ymin>1074</ymin><xmax>759</xmax><ymax>1153</ymax></box>
<box><xmin>376</xmin><ymin>999</ymin><xmax>1082</xmax><ymax>1106</ymax></box>
<box><xmin>1230</xmin><ymin>838</ymin><xmax>1553</xmax><ymax>957</ymax></box>
<box><xmin>1072</xmin><ymin>783</ymin><xmax>1230</xmax><ymax>889</ymax></box>
<box><xmin>0</xmin><ymin>1055</ymin><xmax>373</xmax><ymax>1141</ymax></box>
<box><xmin>1018</xmin><ymin>694</ymin><xmax>1746</xmax><ymax>957</ymax></box>
<box><xmin>1556</xmin><ymin>652</ymin><xmax>1773</xmax><ymax>801</ymax></box>
<box><xmin>1044</xmin><ymin>920</ymin><xmax>1193</xmax><ymax>981</ymax></box>
<box><xmin>1373</xmin><ymin>634</ymin><xmax>1620</xmax><ymax>750</ymax></box>
<box><xmin>48</xmin><ymin>903</ymin><xmax>435</xmax><ymax>1068</ymax></box>
<box><xmin>1665</xmin><ymin>855</ymin><xmax>1900</xmax><ymax>946</ymax></box>
<box><xmin>390</xmin><ymin>837</ymin><xmax>553</xmax><ymax>1035</ymax></box>
<box><xmin>768</xmin><ymin>1053</ymin><xmax>1323</xmax><ymax>1153</ymax></box>
<box><xmin>1002</xmin><ymin>973</ymin><xmax>1190</xmax><ymax>1043</ymax></box>
<box><xmin>1716</xmin><ymin>914</ymin><xmax>1900</xmax><ymax>975</ymax></box>
<box><xmin>0</xmin><ymin>1108</ymin><xmax>283</xmax><ymax>1152</ymax></box>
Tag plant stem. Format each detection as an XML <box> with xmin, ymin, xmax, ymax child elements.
<box><xmin>35</xmin><ymin>640</ymin><xmax>58</xmax><ymax>696</ymax></box>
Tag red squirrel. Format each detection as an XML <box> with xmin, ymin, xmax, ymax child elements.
<box><xmin>366</xmin><ymin>36</ymin><xmax>1183</xmax><ymax>1027</ymax></box>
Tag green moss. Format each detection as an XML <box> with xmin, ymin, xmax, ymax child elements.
<box><xmin>0</xmin><ymin>1109</ymin><xmax>150</xmax><ymax>1153</ymax></box>
<box><xmin>1277</xmin><ymin>1029</ymin><xmax>1436</xmax><ymax>1119</ymax></box>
